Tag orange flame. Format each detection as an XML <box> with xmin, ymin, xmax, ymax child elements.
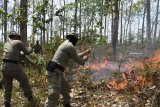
<box><xmin>76</xmin><ymin>58</ymin><xmax>109</xmax><ymax>71</ymax></box>
<box><xmin>108</xmin><ymin>48</ymin><xmax>160</xmax><ymax>90</ymax></box>
<box><xmin>108</xmin><ymin>79</ymin><xmax>128</xmax><ymax>90</ymax></box>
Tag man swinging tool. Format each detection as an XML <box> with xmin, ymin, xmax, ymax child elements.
<box><xmin>0</xmin><ymin>51</ymin><xmax>41</xmax><ymax>89</ymax></box>
<box><xmin>44</xmin><ymin>33</ymin><xmax>91</xmax><ymax>107</ymax></box>
<box><xmin>1</xmin><ymin>32</ymin><xmax>37</xmax><ymax>107</ymax></box>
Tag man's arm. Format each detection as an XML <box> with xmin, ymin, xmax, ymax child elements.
<box><xmin>23</xmin><ymin>56</ymin><xmax>41</xmax><ymax>74</ymax></box>
<box><xmin>18</xmin><ymin>41</ymin><xmax>33</xmax><ymax>55</ymax></box>
<box><xmin>78</xmin><ymin>48</ymin><xmax>91</xmax><ymax>57</ymax></box>
<box><xmin>67</xmin><ymin>47</ymin><xmax>90</xmax><ymax>66</ymax></box>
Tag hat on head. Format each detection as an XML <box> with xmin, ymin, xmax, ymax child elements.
<box><xmin>9</xmin><ymin>32</ymin><xmax>20</xmax><ymax>38</ymax></box>
<box><xmin>66</xmin><ymin>33</ymin><xmax>79</xmax><ymax>40</ymax></box>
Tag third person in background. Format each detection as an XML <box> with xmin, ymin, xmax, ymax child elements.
<box><xmin>32</xmin><ymin>40</ymin><xmax>43</xmax><ymax>55</ymax></box>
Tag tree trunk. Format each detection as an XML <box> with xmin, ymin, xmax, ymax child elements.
<box><xmin>104</xmin><ymin>15</ymin><xmax>107</xmax><ymax>38</ymax></box>
<box><xmin>111</xmin><ymin>0</ymin><xmax>119</xmax><ymax>60</ymax></box>
<box><xmin>146</xmin><ymin>0</ymin><xmax>151</xmax><ymax>45</ymax></box>
<box><xmin>4</xmin><ymin>0</ymin><xmax>8</xmax><ymax>43</ymax></box>
<box><xmin>1</xmin><ymin>13</ymin><xmax>4</xmax><ymax>43</ymax></box>
<box><xmin>46</xmin><ymin>24</ymin><xmax>49</xmax><ymax>44</ymax></box>
<box><xmin>141</xmin><ymin>0</ymin><xmax>146</xmax><ymax>44</ymax></box>
<box><xmin>50</xmin><ymin>0</ymin><xmax>54</xmax><ymax>43</ymax></box>
<box><xmin>42</xmin><ymin>0</ymin><xmax>46</xmax><ymax>44</ymax></box>
<box><xmin>125</xmin><ymin>0</ymin><xmax>133</xmax><ymax>43</ymax></box>
<box><xmin>100</xmin><ymin>0</ymin><xmax>104</xmax><ymax>39</ymax></box>
<box><xmin>11</xmin><ymin>1</ymin><xmax>16</xmax><ymax>31</ymax></box>
<box><xmin>120</xmin><ymin>1</ymin><xmax>123</xmax><ymax>44</ymax></box>
<box><xmin>153</xmin><ymin>0</ymin><xmax>159</xmax><ymax>43</ymax></box>
<box><xmin>74</xmin><ymin>0</ymin><xmax>78</xmax><ymax>33</ymax></box>
<box><xmin>62</xmin><ymin>0</ymin><xmax>65</xmax><ymax>39</ymax></box>
<box><xmin>79</xmin><ymin>0</ymin><xmax>82</xmax><ymax>39</ymax></box>
<box><xmin>32</xmin><ymin>0</ymin><xmax>35</xmax><ymax>44</ymax></box>
<box><xmin>20</xmin><ymin>0</ymin><xmax>28</xmax><ymax>44</ymax></box>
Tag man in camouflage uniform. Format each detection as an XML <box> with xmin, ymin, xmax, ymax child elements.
<box><xmin>32</xmin><ymin>40</ymin><xmax>43</xmax><ymax>55</ymax></box>
<box><xmin>44</xmin><ymin>33</ymin><xmax>91</xmax><ymax>107</ymax></box>
<box><xmin>0</xmin><ymin>52</ymin><xmax>41</xmax><ymax>89</ymax></box>
<box><xmin>1</xmin><ymin>32</ymin><xmax>36</xmax><ymax>107</ymax></box>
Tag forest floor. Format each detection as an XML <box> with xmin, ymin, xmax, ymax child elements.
<box><xmin>0</xmin><ymin>45</ymin><xmax>160</xmax><ymax>107</ymax></box>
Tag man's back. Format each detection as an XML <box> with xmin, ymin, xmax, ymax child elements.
<box><xmin>3</xmin><ymin>40</ymin><xmax>23</xmax><ymax>61</ymax></box>
<box><xmin>3</xmin><ymin>40</ymin><xmax>31</xmax><ymax>61</ymax></box>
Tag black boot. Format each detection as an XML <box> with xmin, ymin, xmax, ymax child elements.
<box><xmin>64</xmin><ymin>104</ymin><xmax>73</xmax><ymax>107</ymax></box>
<box><xmin>4</xmin><ymin>102</ymin><xmax>12</xmax><ymax>107</ymax></box>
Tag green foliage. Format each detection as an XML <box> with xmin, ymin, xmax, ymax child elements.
<box><xmin>128</xmin><ymin>33</ymin><xmax>135</xmax><ymax>44</ymax></box>
<box><xmin>31</xmin><ymin>0</ymin><xmax>49</xmax><ymax>34</ymax></box>
<box><xmin>132</xmin><ymin>0</ymin><xmax>144</xmax><ymax>14</ymax></box>
<box><xmin>0</xmin><ymin>9</ymin><xmax>5</xmax><ymax>14</ymax></box>
<box><xmin>44</xmin><ymin>34</ymin><xmax>62</xmax><ymax>54</ymax></box>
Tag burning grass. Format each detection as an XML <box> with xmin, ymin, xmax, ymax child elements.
<box><xmin>73</xmin><ymin>48</ymin><xmax>160</xmax><ymax>106</ymax></box>
<box><xmin>0</xmin><ymin>48</ymin><xmax>160</xmax><ymax>107</ymax></box>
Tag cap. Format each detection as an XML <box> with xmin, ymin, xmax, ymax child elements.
<box><xmin>66</xmin><ymin>33</ymin><xmax>79</xmax><ymax>40</ymax></box>
<box><xmin>9</xmin><ymin>32</ymin><xmax>20</xmax><ymax>38</ymax></box>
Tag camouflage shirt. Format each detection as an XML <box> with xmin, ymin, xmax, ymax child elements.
<box><xmin>3</xmin><ymin>40</ymin><xmax>32</xmax><ymax>61</ymax></box>
<box><xmin>32</xmin><ymin>44</ymin><xmax>42</xmax><ymax>54</ymax></box>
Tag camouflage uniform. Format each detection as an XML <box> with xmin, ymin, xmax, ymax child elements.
<box><xmin>32</xmin><ymin>40</ymin><xmax>43</xmax><ymax>54</ymax></box>
<box><xmin>1</xmin><ymin>39</ymin><xmax>33</xmax><ymax>105</ymax></box>
<box><xmin>0</xmin><ymin>53</ymin><xmax>40</xmax><ymax>89</ymax></box>
<box><xmin>44</xmin><ymin>39</ymin><xmax>86</xmax><ymax>107</ymax></box>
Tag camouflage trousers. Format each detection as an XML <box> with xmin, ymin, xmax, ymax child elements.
<box><xmin>1</xmin><ymin>62</ymin><xmax>33</xmax><ymax>103</ymax></box>
<box><xmin>44</xmin><ymin>69</ymin><xmax>71</xmax><ymax>107</ymax></box>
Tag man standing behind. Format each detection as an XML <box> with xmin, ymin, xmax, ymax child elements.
<box><xmin>44</xmin><ymin>33</ymin><xmax>91</xmax><ymax>107</ymax></box>
<box><xmin>32</xmin><ymin>40</ymin><xmax>43</xmax><ymax>55</ymax></box>
<box><xmin>1</xmin><ymin>32</ymin><xmax>36</xmax><ymax>107</ymax></box>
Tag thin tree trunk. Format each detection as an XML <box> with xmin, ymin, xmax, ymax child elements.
<box><xmin>141</xmin><ymin>0</ymin><xmax>146</xmax><ymax>44</ymax></box>
<box><xmin>62</xmin><ymin>0</ymin><xmax>65</xmax><ymax>39</ymax></box>
<box><xmin>2</xmin><ymin>13</ymin><xmax>4</xmax><ymax>43</ymax></box>
<box><xmin>104</xmin><ymin>16</ymin><xmax>107</xmax><ymax>38</ymax></box>
<box><xmin>46</xmin><ymin>24</ymin><xmax>49</xmax><ymax>44</ymax></box>
<box><xmin>42</xmin><ymin>3</ymin><xmax>46</xmax><ymax>44</ymax></box>
<box><xmin>20</xmin><ymin>0</ymin><xmax>28</xmax><ymax>44</ymax></box>
<box><xmin>100</xmin><ymin>0</ymin><xmax>104</xmax><ymax>39</ymax></box>
<box><xmin>137</xmin><ymin>17</ymin><xmax>140</xmax><ymax>44</ymax></box>
<box><xmin>4</xmin><ymin>0</ymin><xmax>7</xmax><ymax>43</ymax></box>
<box><xmin>79</xmin><ymin>0</ymin><xmax>82</xmax><ymax>39</ymax></box>
<box><xmin>153</xmin><ymin>0</ymin><xmax>159</xmax><ymax>43</ymax></box>
<box><xmin>120</xmin><ymin>1</ymin><xmax>123</xmax><ymax>44</ymax></box>
<box><xmin>32</xmin><ymin>0</ymin><xmax>35</xmax><ymax>43</ymax></box>
<box><xmin>125</xmin><ymin>0</ymin><xmax>133</xmax><ymax>43</ymax></box>
<box><xmin>123</xmin><ymin>0</ymin><xmax>127</xmax><ymax>44</ymax></box>
<box><xmin>111</xmin><ymin>0</ymin><xmax>119</xmax><ymax>60</ymax></box>
<box><xmin>146</xmin><ymin>0</ymin><xmax>151</xmax><ymax>45</ymax></box>
<box><xmin>74</xmin><ymin>0</ymin><xmax>78</xmax><ymax>33</ymax></box>
<box><xmin>50</xmin><ymin>0</ymin><xmax>54</xmax><ymax>43</ymax></box>
<box><xmin>11</xmin><ymin>1</ymin><xmax>16</xmax><ymax>31</ymax></box>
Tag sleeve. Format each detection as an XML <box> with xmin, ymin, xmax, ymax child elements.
<box><xmin>18</xmin><ymin>41</ymin><xmax>32</xmax><ymax>55</ymax></box>
<box><xmin>67</xmin><ymin>46</ymin><xmax>85</xmax><ymax>66</ymax></box>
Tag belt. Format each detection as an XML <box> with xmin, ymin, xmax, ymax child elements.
<box><xmin>55</xmin><ymin>63</ymin><xmax>65</xmax><ymax>72</ymax></box>
<box><xmin>46</xmin><ymin>61</ymin><xmax>65</xmax><ymax>72</ymax></box>
<box><xmin>3</xmin><ymin>59</ymin><xmax>19</xmax><ymax>64</ymax></box>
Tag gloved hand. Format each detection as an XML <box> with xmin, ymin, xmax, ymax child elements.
<box><xmin>83</xmin><ymin>55</ymin><xmax>90</xmax><ymax>62</ymax></box>
<box><xmin>82</xmin><ymin>48</ymin><xmax>91</xmax><ymax>57</ymax></box>
<box><xmin>85</xmin><ymin>48</ymin><xmax>91</xmax><ymax>54</ymax></box>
